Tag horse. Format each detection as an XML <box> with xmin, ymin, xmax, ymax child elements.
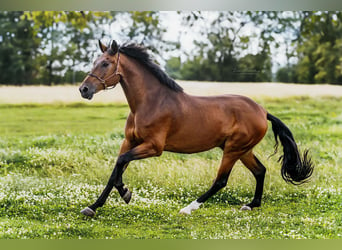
<box><xmin>78</xmin><ymin>40</ymin><xmax>314</xmax><ymax>217</ymax></box>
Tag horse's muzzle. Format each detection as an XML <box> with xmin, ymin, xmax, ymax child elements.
<box><xmin>79</xmin><ymin>84</ymin><xmax>95</xmax><ymax>100</ymax></box>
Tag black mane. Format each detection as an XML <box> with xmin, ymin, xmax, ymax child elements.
<box><xmin>110</xmin><ymin>43</ymin><xmax>183</xmax><ymax>92</ymax></box>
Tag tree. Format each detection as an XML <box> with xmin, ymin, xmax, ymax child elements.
<box><xmin>236</xmin><ymin>51</ymin><xmax>272</xmax><ymax>82</ymax></box>
<box><xmin>165</xmin><ymin>56</ymin><xmax>182</xmax><ymax>80</ymax></box>
<box><xmin>276</xmin><ymin>65</ymin><xmax>298</xmax><ymax>83</ymax></box>
<box><xmin>24</xmin><ymin>11</ymin><xmax>112</xmax><ymax>85</ymax></box>
<box><xmin>0</xmin><ymin>11</ymin><xmax>174</xmax><ymax>85</ymax></box>
<box><xmin>126</xmin><ymin>11</ymin><xmax>179</xmax><ymax>61</ymax></box>
<box><xmin>175</xmin><ymin>11</ymin><xmax>273</xmax><ymax>82</ymax></box>
<box><xmin>0</xmin><ymin>11</ymin><xmax>41</xmax><ymax>84</ymax></box>
<box><xmin>295</xmin><ymin>11</ymin><xmax>342</xmax><ymax>84</ymax></box>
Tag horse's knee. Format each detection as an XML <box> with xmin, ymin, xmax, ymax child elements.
<box><xmin>117</xmin><ymin>153</ymin><xmax>132</xmax><ymax>166</ymax></box>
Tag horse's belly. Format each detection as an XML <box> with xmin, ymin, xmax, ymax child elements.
<box><xmin>164</xmin><ymin>132</ymin><xmax>225</xmax><ymax>154</ymax></box>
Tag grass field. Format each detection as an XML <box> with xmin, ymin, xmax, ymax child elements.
<box><xmin>0</xmin><ymin>95</ymin><xmax>341</xmax><ymax>239</ymax></box>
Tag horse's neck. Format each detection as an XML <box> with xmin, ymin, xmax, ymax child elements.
<box><xmin>119</xmin><ymin>58</ymin><xmax>167</xmax><ymax>113</ymax></box>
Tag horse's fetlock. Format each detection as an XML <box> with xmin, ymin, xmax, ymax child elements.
<box><xmin>248</xmin><ymin>199</ymin><xmax>261</xmax><ymax>208</ymax></box>
<box><xmin>114</xmin><ymin>182</ymin><xmax>124</xmax><ymax>190</ymax></box>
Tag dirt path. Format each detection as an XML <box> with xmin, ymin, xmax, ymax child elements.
<box><xmin>0</xmin><ymin>81</ymin><xmax>341</xmax><ymax>104</ymax></box>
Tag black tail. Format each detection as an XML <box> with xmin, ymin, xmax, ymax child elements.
<box><xmin>267</xmin><ymin>113</ymin><xmax>314</xmax><ymax>185</ymax></box>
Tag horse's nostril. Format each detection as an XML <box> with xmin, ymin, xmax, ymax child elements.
<box><xmin>82</xmin><ymin>86</ymin><xmax>89</xmax><ymax>93</ymax></box>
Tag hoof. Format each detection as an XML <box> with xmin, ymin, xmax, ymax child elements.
<box><xmin>240</xmin><ymin>205</ymin><xmax>252</xmax><ymax>211</ymax></box>
<box><xmin>122</xmin><ymin>189</ymin><xmax>132</xmax><ymax>204</ymax></box>
<box><xmin>179</xmin><ymin>207</ymin><xmax>192</xmax><ymax>215</ymax></box>
<box><xmin>81</xmin><ymin>207</ymin><xmax>96</xmax><ymax>217</ymax></box>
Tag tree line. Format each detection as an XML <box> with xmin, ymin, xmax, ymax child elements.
<box><xmin>0</xmin><ymin>11</ymin><xmax>341</xmax><ymax>85</ymax></box>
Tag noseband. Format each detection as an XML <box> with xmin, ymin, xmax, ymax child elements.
<box><xmin>88</xmin><ymin>51</ymin><xmax>121</xmax><ymax>90</ymax></box>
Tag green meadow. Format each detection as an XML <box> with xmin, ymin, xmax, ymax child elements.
<box><xmin>0</xmin><ymin>96</ymin><xmax>341</xmax><ymax>239</ymax></box>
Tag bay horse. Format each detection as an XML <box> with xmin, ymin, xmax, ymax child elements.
<box><xmin>79</xmin><ymin>40</ymin><xmax>313</xmax><ymax>217</ymax></box>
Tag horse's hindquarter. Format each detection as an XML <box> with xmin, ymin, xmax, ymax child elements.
<box><xmin>164</xmin><ymin>94</ymin><xmax>268</xmax><ymax>154</ymax></box>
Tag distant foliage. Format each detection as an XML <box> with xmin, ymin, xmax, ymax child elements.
<box><xmin>0</xmin><ymin>11</ymin><xmax>341</xmax><ymax>85</ymax></box>
<box><xmin>0</xmin><ymin>11</ymin><xmax>40</xmax><ymax>84</ymax></box>
<box><xmin>295</xmin><ymin>11</ymin><xmax>342</xmax><ymax>84</ymax></box>
<box><xmin>274</xmin><ymin>11</ymin><xmax>342</xmax><ymax>84</ymax></box>
<box><xmin>0</xmin><ymin>11</ymin><xmax>170</xmax><ymax>85</ymax></box>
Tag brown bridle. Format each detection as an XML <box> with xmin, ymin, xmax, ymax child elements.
<box><xmin>87</xmin><ymin>50</ymin><xmax>121</xmax><ymax>90</ymax></box>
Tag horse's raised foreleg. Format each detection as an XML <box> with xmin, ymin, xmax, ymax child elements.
<box><xmin>179</xmin><ymin>151</ymin><xmax>242</xmax><ymax>215</ymax></box>
<box><xmin>81</xmin><ymin>140</ymin><xmax>161</xmax><ymax>217</ymax></box>
<box><xmin>81</xmin><ymin>139</ymin><xmax>133</xmax><ymax>217</ymax></box>
<box><xmin>239</xmin><ymin>151</ymin><xmax>266</xmax><ymax>211</ymax></box>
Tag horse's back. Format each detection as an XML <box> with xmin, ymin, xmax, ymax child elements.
<box><xmin>163</xmin><ymin>93</ymin><xmax>268</xmax><ymax>153</ymax></box>
<box><xmin>186</xmin><ymin>94</ymin><xmax>267</xmax><ymax>124</ymax></box>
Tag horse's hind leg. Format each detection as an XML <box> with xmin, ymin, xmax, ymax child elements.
<box><xmin>239</xmin><ymin>151</ymin><xmax>266</xmax><ymax>210</ymax></box>
<box><xmin>179</xmin><ymin>151</ymin><xmax>242</xmax><ymax>215</ymax></box>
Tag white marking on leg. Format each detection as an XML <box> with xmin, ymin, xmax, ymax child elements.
<box><xmin>240</xmin><ymin>205</ymin><xmax>252</xmax><ymax>211</ymax></box>
<box><xmin>179</xmin><ymin>200</ymin><xmax>203</xmax><ymax>215</ymax></box>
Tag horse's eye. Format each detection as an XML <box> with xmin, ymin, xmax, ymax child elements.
<box><xmin>102</xmin><ymin>62</ymin><xmax>109</xmax><ymax>67</ymax></box>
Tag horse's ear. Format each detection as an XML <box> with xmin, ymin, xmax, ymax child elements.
<box><xmin>98</xmin><ymin>40</ymin><xmax>107</xmax><ymax>53</ymax></box>
<box><xmin>110</xmin><ymin>40</ymin><xmax>119</xmax><ymax>53</ymax></box>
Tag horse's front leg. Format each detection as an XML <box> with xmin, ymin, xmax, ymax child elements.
<box><xmin>81</xmin><ymin>140</ymin><xmax>162</xmax><ymax>217</ymax></box>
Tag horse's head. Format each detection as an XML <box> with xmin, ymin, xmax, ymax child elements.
<box><xmin>79</xmin><ymin>40</ymin><xmax>121</xmax><ymax>100</ymax></box>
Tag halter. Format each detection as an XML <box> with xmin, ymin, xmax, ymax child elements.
<box><xmin>87</xmin><ymin>50</ymin><xmax>121</xmax><ymax>90</ymax></box>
